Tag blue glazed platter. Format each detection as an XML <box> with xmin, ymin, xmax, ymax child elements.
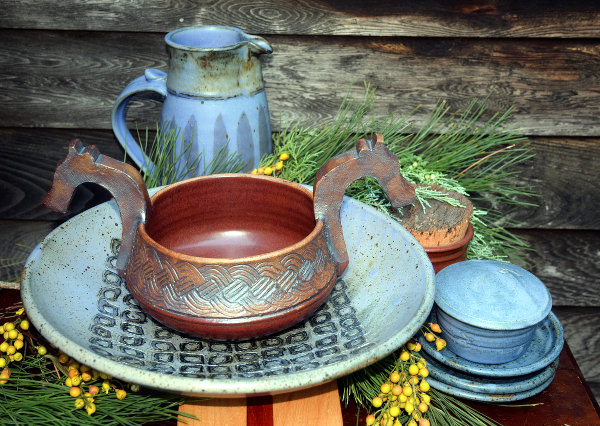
<box><xmin>422</xmin><ymin>351</ymin><xmax>559</xmax><ymax>395</ymax></box>
<box><xmin>21</xmin><ymin>190</ymin><xmax>435</xmax><ymax>397</ymax></box>
<box><xmin>425</xmin><ymin>373</ymin><xmax>555</xmax><ymax>402</ymax></box>
<box><xmin>419</xmin><ymin>310</ymin><xmax>564</xmax><ymax>378</ymax></box>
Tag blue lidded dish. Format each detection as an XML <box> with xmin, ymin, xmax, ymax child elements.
<box><xmin>434</xmin><ymin>260</ymin><xmax>552</xmax><ymax>364</ymax></box>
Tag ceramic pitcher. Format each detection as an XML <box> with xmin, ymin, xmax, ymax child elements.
<box><xmin>111</xmin><ymin>25</ymin><xmax>273</xmax><ymax>175</ymax></box>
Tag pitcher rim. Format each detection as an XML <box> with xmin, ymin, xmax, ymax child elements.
<box><xmin>165</xmin><ymin>25</ymin><xmax>270</xmax><ymax>53</ymax></box>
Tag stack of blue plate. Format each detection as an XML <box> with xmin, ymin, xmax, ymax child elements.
<box><xmin>418</xmin><ymin>310</ymin><xmax>564</xmax><ymax>402</ymax></box>
<box><xmin>417</xmin><ymin>260</ymin><xmax>565</xmax><ymax>402</ymax></box>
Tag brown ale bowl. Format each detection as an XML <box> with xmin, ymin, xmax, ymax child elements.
<box><xmin>43</xmin><ymin>135</ymin><xmax>415</xmax><ymax>340</ymax></box>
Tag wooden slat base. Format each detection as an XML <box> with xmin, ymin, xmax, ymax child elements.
<box><xmin>272</xmin><ymin>380</ymin><xmax>342</xmax><ymax>425</ymax></box>
<box><xmin>178</xmin><ymin>398</ymin><xmax>248</xmax><ymax>426</ymax></box>
<box><xmin>177</xmin><ymin>381</ymin><xmax>342</xmax><ymax>426</ymax></box>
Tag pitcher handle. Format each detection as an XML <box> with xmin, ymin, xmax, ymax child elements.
<box><xmin>111</xmin><ymin>68</ymin><xmax>168</xmax><ymax>176</ymax></box>
<box><xmin>42</xmin><ymin>140</ymin><xmax>151</xmax><ymax>275</ymax></box>
<box><xmin>313</xmin><ymin>134</ymin><xmax>415</xmax><ymax>275</ymax></box>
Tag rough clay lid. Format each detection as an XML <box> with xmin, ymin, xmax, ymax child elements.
<box><xmin>435</xmin><ymin>260</ymin><xmax>552</xmax><ymax>330</ymax></box>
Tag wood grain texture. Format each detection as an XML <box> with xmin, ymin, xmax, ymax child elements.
<box><xmin>1</xmin><ymin>0</ymin><xmax>598</xmax><ymax>413</ymax></box>
<box><xmin>0</xmin><ymin>219</ymin><xmax>597</xmax><ymax>404</ymax></box>
<box><xmin>510</xmin><ymin>229</ymin><xmax>600</xmax><ymax>307</ymax></box>
<box><xmin>0</xmin><ymin>218</ymin><xmax>597</xmax><ymax>309</ymax></box>
<box><xmin>2</xmin><ymin>0</ymin><xmax>600</xmax><ymax>38</ymax></box>
<box><xmin>505</xmin><ymin>138</ymin><xmax>600</xmax><ymax>229</ymax></box>
<box><xmin>468</xmin><ymin>368</ymin><xmax>600</xmax><ymax>423</ymax></box>
<box><xmin>2</xmin><ymin>31</ymin><xmax>600</xmax><ymax>136</ymax></box>
<box><xmin>177</xmin><ymin>398</ymin><xmax>247</xmax><ymax>426</ymax></box>
<box><xmin>0</xmin><ymin>220</ymin><xmax>56</xmax><ymax>281</ymax></box>
<box><xmin>272</xmin><ymin>381</ymin><xmax>342</xmax><ymax>425</ymax></box>
<box><xmin>0</xmin><ymin>129</ymin><xmax>126</xmax><ymax>221</ymax></box>
<box><xmin>401</xmin><ymin>186</ymin><xmax>473</xmax><ymax>246</ymax></box>
<box><xmin>591</xmin><ymin>383</ymin><xmax>600</xmax><ymax>409</ymax></box>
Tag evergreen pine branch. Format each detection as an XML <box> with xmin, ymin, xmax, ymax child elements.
<box><xmin>263</xmin><ymin>85</ymin><xmax>534</xmax><ymax>265</ymax></box>
<box><xmin>130</xmin><ymin>122</ymin><xmax>245</xmax><ymax>187</ymax></box>
<box><xmin>0</xmin><ymin>308</ymin><xmax>201</xmax><ymax>425</ymax></box>
<box><xmin>260</xmin><ymin>85</ymin><xmax>537</xmax><ymax>417</ymax></box>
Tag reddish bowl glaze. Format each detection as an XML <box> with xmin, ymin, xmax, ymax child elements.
<box><xmin>43</xmin><ymin>135</ymin><xmax>415</xmax><ymax>339</ymax></box>
<box><xmin>424</xmin><ymin>223</ymin><xmax>474</xmax><ymax>273</ymax></box>
<box><xmin>128</xmin><ymin>174</ymin><xmax>336</xmax><ymax>340</ymax></box>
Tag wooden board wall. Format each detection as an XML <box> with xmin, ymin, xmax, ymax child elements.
<box><xmin>1</xmin><ymin>0</ymin><xmax>599</xmax><ymax>405</ymax></box>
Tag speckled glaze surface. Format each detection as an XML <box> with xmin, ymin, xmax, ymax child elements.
<box><xmin>419</xmin><ymin>311</ymin><xmax>564</xmax><ymax>377</ymax></box>
<box><xmin>435</xmin><ymin>260</ymin><xmax>552</xmax><ymax>330</ymax></box>
<box><xmin>434</xmin><ymin>259</ymin><xmax>553</xmax><ymax>363</ymax></box>
<box><xmin>425</xmin><ymin>373</ymin><xmax>555</xmax><ymax>402</ymax></box>
<box><xmin>21</xmin><ymin>189</ymin><xmax>435</xmax><ymax>397</ymax></box>
<box><xmin>422</xmin><ymin>352</ymin><xmax>559</xmax><ymax>395</ymax></box>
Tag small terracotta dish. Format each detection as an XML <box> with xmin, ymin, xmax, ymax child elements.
<box><xmin>434</xmin><ymin>260</ymin><xmax>552</xmax><ymax>364</ymax></box>
<box><xmin>43</xmin><ymin>134</ymin><xmax>415</xmax><ymax>340</ymax></box>
<box><xmin>424</xmin><ymin>223</ymin><xmax>473</xmax><ymax>273</ymax></box>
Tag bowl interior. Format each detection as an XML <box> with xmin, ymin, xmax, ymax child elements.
<box><xmin>145</xmin><ymin>175</ymin><xmax>316</xmax><ymax>258</ymax></box>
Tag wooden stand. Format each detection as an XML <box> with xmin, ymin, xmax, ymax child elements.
<box><xmin>178</xmin><ymin>381</ymin><xmax>343</xmax><ymax>426</ymax></box>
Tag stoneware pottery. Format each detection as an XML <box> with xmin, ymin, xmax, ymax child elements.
<box><xmin>425</xmin><ymin>373</ymin><xmax>555</xmax><ymax>403</ymax></box>
<box><xmin>21</xmin><ymin>186</ymin><xmax>435</xmax><ymax>396</ymax></box>
<box><xmin>420</xmin><ymin>311</ymin><xmax>563</xmax><ymax>377</ymax></box>
<box><xmin>421</xmin><ymin>351</ymin><xmax>559</xmax><ymax>395</ymax></box>
<box><xmin>112</xmin><ymin>25</ymin><xmax>273</xmax><ymax>175</ymax></box>
<box><xmin>433</xmin><ymin>260</ymin><xmax>552</xmax><ymax>364</ymax></box>
<box><xmin>43</xmin><ymin>134</ymin><xmax>416</xmax><ymax>340</ymax></box>
<box><xmin>424</xmin><ymin>223</ymin><xmax>473</xmax><ymax>273</ymax></box>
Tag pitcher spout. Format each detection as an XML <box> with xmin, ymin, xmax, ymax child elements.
<box><xmin>244</xmin><ymin>34</ymin><xmax>273</xmax><ymax>55</ymax></box>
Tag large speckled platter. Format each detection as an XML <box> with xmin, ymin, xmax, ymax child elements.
<box><xmin>21</xmin><ymin>189</ymin><xmax>434</xmax><ymax>397</ymax></box>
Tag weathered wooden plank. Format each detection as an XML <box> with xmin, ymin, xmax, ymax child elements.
<box><xmin>4</xmin><ymin>225</ymin><xmax>596</xmax><ymax>312</ymax></box>
<box><xmin>0</xmin><ymin>129</ymin><xmax>122</xmax><ymax>220</ymax></box>
<box><xmin>2</xmin><ymin>31</ymin><xmax>600</xmax><ymax>136</ymax></box>
<box><xmin>506</xmin><ymin>138</ymin><xmax>600</xmax><ymax>229</ymax></box>
<box><xmin>0</xmin><ymin>220</ymin><xmax>57</xmax><ymax>281</ymax></box>
<box><xmin>1</xmin><ymin>129</ymin><xmax>599</xmax><ymax>229</ymax></box>
<box><xmin>510</xmin><ymin>229</ymin><xmax>600</xmax><ymax>307</ymax></box>
<box><xmin>591</xmin><ymin>382</ymin><xmax>600</xmax><ymax>408</ymax></box>
<box><xmin>0</xmin><ymin>221</ymin><xmax>597</xmax><ymax>402</ymax></box>
<box><xmin>2</xmin><ymin>0</ymin><xmax>600</xmax><ymax>38</ymax></box>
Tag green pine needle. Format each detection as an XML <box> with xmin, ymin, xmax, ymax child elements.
<box><xmin>126</xmin><ymin>85</ymin><xmax>535</xmax><ymax>424</ymax></box>
<box><xmin>262</xmin><ymin>84</ymin><xmax>534</xmax><ymax>264</ymax></box>
<box><xmin>131</xmin><ymin>121</ymin><xmax>245</xmax><ymax>188</ymax></box>
<box><xmin>0</xmin><ymin>309</ymin><xmax>201</xmax><ymax>425</ymax></box>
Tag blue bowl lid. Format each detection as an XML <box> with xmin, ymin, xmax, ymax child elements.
<box><xmin>435</xmin><ymin>260</ymin><xmax>552</xmax><ymax>330</ymax></box>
